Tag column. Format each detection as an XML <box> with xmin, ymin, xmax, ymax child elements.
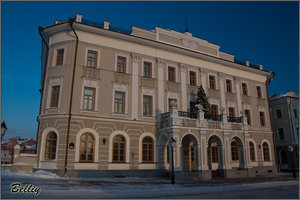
<box><xmin>199</xmin><ymin>68</ymin><xmax>207</xmax><ymax>93</ymax></box>
<box><xmin>217</xmin><ymin>146</ymin><xmax>223</xmax><ymax>169</ymax></box>
<box><xmin>131</xmin><ymin>53</ymin><xmax>139</xmax><ymax>120</ymax></box>
<box><xmin>244</xmin><ymin>134</ymin><xmax>250</xmax><ymax>168</ymax></box>
<box><xmin>234</xmin><ymin>76</ymin><xmax>242</xmax><ymax>116</ymax></box>
<box><xmin>156</xmin><ymin>58</ymin><xmax>165</xmax><ymax>115</ymax></box>
<box><xmin>200</xmin><ymin>134</ymin><xmax>209</xmax><ymax>170</ymax></box>
<box><xmin>224</xmin><ymin>133</ymin><xmax>232</xmax><ymax>169</ymax></box>
<box><xmin>218</xmin><ymin>72</ymin><xmax>227</xmax><ymax>122</ymax></box>
<box><xmin>179</xmin><ymin>63</ymin><xmax>187</xmax><ymax>111</ymax></box>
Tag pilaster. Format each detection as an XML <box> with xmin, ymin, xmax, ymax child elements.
<box><xmin>218</xmin><ymin>72</ymin><xmax>227</xmax><ymax>122</ymax></box>
<box><xmin>131</xmin><ymin>53</ymin><xmax>139</xmax><ymax>120</ymax></box>
<box><xmin>156</xmin><ymin>58</ymin><xmax>165</xmax><ymax>113</ymax></box>
<box><xmin>199</xmin><ymin>68</ymin><xmax>207</xmax><ymax>93</ymax></box>
<box><xmin>179</xmin><ymin>63</ymin><xmax>187</xmax><ymax>111</ymax></box>
<box><xmin>234</xmin><ymin>76</ymin><xmax>242</xmax><ymax>116</ymax></box>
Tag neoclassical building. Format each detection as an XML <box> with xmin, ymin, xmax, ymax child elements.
<box><xmin>36</xmin><ymin>14</ymin><xmax>277</xmax><ymax>179</ymax></box>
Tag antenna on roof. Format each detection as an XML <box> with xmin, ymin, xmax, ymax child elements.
<box><xmin>185</xmin><ymin>8</ymin><xmax>189</xmax><ymax>33</ymax></box>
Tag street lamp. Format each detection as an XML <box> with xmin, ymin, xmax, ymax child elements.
<box><xmin>1</xmin><ymin>121</ymin><xmax>8</xmax><ymax>141</ymax></box>
<box><xmin>288</xmin><ymin>144</ymin><xmax>296</xmax><ymax>178</ymax></box>
<box><xmin>169</xmin><ymin>137</ymin><xmax>176</xmax><ymax>184</ymax></box>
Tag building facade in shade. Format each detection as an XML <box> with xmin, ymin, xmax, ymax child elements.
<box><xmin>269</xmin><ymin>91</ymin><xmax>299</xmax><ymax>171</ymax></box>
<box><xmin>36</xmin><ymin>14</ymin><xmax>277</xmax><ymax>179</ymax></box>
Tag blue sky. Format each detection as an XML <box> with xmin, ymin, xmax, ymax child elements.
<box><xmin>1</xmin><ymin>1</ymin><xmax>299</xmax><ymax>139</ymax></box>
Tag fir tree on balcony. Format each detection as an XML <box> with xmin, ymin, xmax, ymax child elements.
<box><xmin>195</xmin><ymin>85</ymin><xmax>211</xmax><ymax>119</ymax></box>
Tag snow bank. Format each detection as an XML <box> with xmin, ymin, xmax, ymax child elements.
<box><xmin>1</xmin><ymin>170</ymin><xmax>64</xmax><ymax>179</ymax></box>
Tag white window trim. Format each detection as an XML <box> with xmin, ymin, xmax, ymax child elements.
<box><xmin>258</xmin><ymin>106</ymin><xmax>267</xmax><ymax>127</ymax></box>
<box><xmin>141</xmin><ymin>87</ymin><xmax>155</xmax><ymax>117</ymax></box>
<box><xmin>142</xmin><ymin>59</ymin><xmax>154</xmax><ymax>78</ymax></box>
<box><xmin>241</xmin><ymin>82</ymin><xmax>249</xmax><ymax>96</ymax></box>
<box><xmin>225</xmin><ymin>77</ymin><xmax>235</xmax><ymax>93</ymax></box>
<box><xmin>167</xmin><ymin>92</ymin><xmax>179</xmax><ymax>112</ymax></box>
<box><xmin>138</xmin><ymin>133</ymin><xmax>155</xmax><ymax>163</ymax></box>
<box><xmin>84</xmin><ymin>47</ymin><xmax>101</xmax><ymax>68</ymax></box>
<box><xmin>188</xmin><ymin>69</ymin><xmax>198</xmax><ymax>86</ymax></box>
<box><xmin>115</xmin><ymin>53</ymin><xmax>129</xmax><ymax>73</ymax></box>
<box><xmin>46</xmin><ymin>77</ymin><xmax>63</xmax><ymax>110</ymax></box>
<box><xmin>52</xmin><ymin>45</ymin><xmax>67</xmax><ymax>67</ymax></box>
<box><xmin>166</xmin><ymin>64</ymin><xmax>178</xmax><ymax>82</ymax></box>
<box><xmin>261</xmin><ymin>139</ymin><xmax>272</xmax><ymax>162</ymax></box>
<box><xmin>80</xmin><ymin>78</ymin><xmax>99</xmax><ymax>112</ymax></box>
<box><xmin>209</xmin><ymin>98</ymin><xmax>220</xmax><ymax>114</ymax></box>
<box><xmin>208</xmin><ymin>73</ymin><xmax>218</xmax><ymax>90</ymax></box>
<box><xmin>108</xmin><ymin>131</ymin><xmax>130</xmax><ymax>163</ymax></box>
<box><xmin>248</xmin><ymin>139</ymin><xmax>258</xmax><ymax>162</ymax></box>
<box><xmin>255</xmin><ymin>84</ymin><xmax>264</xmax><ymax>98</ymax></box>
<box><xmin>39</xmin><ymin>127</ymin><xmax>60</xmax><ymax>162</ymax></box>
<box><xmin>75</xmin><ymin>128</ymin><xmax>99</xmax><ymax>163</ymax></box>
<box><xmin>112</xmin><ymin>83</ymin><xmax>128</xmax><ymax>115</ymax></box>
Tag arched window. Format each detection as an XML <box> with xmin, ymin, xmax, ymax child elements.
<box><xmin>263</xmin><ymin>142</ymin><xmax>270</xmax><ymax>161</ymax></box>
<box><xmin>281</xmin><ymin>151</ymin><xmax>287</xmax><ymax>164</ymax></box>
<box><xmin>142</xmin><ymin>136</ymin><xmax>154</xmax><ymax>163</ymax></box>
<box><xmin>80</xmin><ymin>133</ymin><xmax>94</xmax><ymax>162</ymax></box>
<box><xmin>45</xmin><ymin>132</ymin><xmax>57</xmax><ymax>160</ymax></box>
<box><xmin>211</xmin><ymin>142</ymin><xmax>218</xmax><ymax>163</ymax></box>
<box><xmin>231</xmin><ymin>140</ymin><xmax>239</xmax><ymax>161</ymax></box>
<box><xmin>249</xmin><ymin>142</ymin><xmax>256</xmax><ymax>161</ymax></box>
<box><xmin>113</xmin><ymin>135</ymin><xmax>126</xmax><ymax>162</ymax></box>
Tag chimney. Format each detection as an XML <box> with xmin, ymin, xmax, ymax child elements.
<box><xmin>258</xmin><ymin>64</ymin><xmax>263</xmax><ymax>70</ymax></box>
<box><xmin>245</xmin><ymin>60</ymin><xmax>250</xmax><ymax>66</ymax></box>
<box><xmin>103</xmin><ymin>20</ymin><xmax>110</xmax><ymax>30</ymax></box>
<box><xmin>54</xmin><ymin>20</ymin><xmax>61</xmax><ymax>24</ymax></box>
<box><xmin>75</xmin><ymin>14</ymin><xmax>83</xmax><ymax>23</ymax></box>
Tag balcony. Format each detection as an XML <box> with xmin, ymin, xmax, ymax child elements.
<box><xmin>82</xmin><ymin>66</ymin><xmax>101</xmax><ymax>79</ymax></box>
<box><xmin>113</xmin><ymin>72</ymin><xmax>130</xmax><ymax>84</ymax></box>
<box><xmin>158</xmin><ymin>110</ymin><xmax>244</xmax><ymax>131</ymax></box>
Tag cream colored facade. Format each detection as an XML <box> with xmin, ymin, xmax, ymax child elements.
<box><xmin>36</xmin><ymin>14</ymin><xmax>277</xmax><ymax>179</ymax></box>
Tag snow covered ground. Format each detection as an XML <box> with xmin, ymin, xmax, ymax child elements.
<box><xmin>1</xmin><ymin>170</ymin><xmax>299</xmax><ymax>199</ymax></box>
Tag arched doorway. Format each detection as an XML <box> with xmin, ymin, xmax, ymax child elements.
<box><xmin>231</xmin><ymin>136</ymin><xmax>244</xmax><ymax>168</ymax></box>
<box><xmin>181</xmin><ymin>134</ymin><xmax>198</xmax><ymax>171</ymax></box>
<box><xmin>208</xmin><ymin>135</ymin><xmax>223</xmax><ymax>177</ymax></box>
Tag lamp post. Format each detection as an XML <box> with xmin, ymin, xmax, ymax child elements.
<box><xmin>288</xmin><ymin>144</ymin><xmax>296</xmax><ymax>179</ymax></box>
<box><xmin>169</xmin><ymin>137</ymin><xmax>176</xmax><ymax>184</ymax></box>
<box><xmin>1</xmin><ymin>121</ymin><xmax>8</xmax><ymax>141</ymax></box>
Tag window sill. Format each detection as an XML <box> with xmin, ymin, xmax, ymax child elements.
<box><xmin>40</xmin><ymin>159</ymin><xmax>57</xmax><ymax>162</ymax></box>
<box><xmin>112</xmin><ymin>112</ymin><xmax>128</xmax><ymax>116</ymax></box>
<box><xmin>46</xmin><ymin>107</ymin><xmax>59</xmax><ymax>111</ymax></box>
<box><xmin>142</xmin><ymin>115</ymin><xmax>154</xmax><ymax>119</ymax></box>
<box><xmin>80</xmin><ymin>109</ymin><xmax>98</xmax><ymax>114</ymax></box>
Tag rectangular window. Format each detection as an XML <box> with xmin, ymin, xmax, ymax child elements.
<box><xmin>168</xmin><ymin>98</ymin><xmax>177</xmax><ymax>111</ymax></box>
<box><xmin>168</xmin><ymin>66</ymin><xmax>176</xmax><ymax>82</ymax></box>
<box><xmin>242</xmin><ymin>83</ymin><xmax>248</xmax><ymax>96</ymax></box>
<box><xmin>211</xmin><ymin>146</ymin><xmax>218</xmax><ymax>163</ymax></box>
<box><xmin>56</xmin><ymin>49</ymin><xmax>64</xmax><ymax>66</ymax></box>
<box><xmin>276</xmin><ymin>109</ymin><xmax>282</xmax><ymax>118</ymax></box>
<box><xmin>228</xmin><ymin>107</ymin><xmax>235</xmax><ymax>121</ymax></box>
<box><xmin>189</xmin><ymin>71</ymin><xmax>196</xmax><ymax>86</ymax></box>
<box><xmin>209</xmin><ymin>75</ymin><xmax>216</xmax><ymax>89</ymax></box>
<box><xmin>256</xmin><ymin>86</ymin><xmax>262</xmax><ymax>98</ymax></box>
<box><xmin>259</xmin><ymin>111</ymin><xmax>265</xmax><ymax>126</ymax></box>
<box><xmin>87</xmin><ymin>50</ymin><xmax>97</xmax><ymax>68</ymax></box>
<box><xmin>50</xmin><ymin>86</ymin><xmax>60</xmax><ymax>108</ymax></box>
<box><xmin>278</xmin><ymin>128</ymin><xmax>285</xmax><ymax>140</ymax></box>
<box><xmin>211</xmin><ymin>104</ymin><xmax>218</xmax><ymax>121</ymax></box>
<box><xmin>143</xmin><ymin>95</ymin><xmax>152</xmax><ymax>116</ymax></box>
<box><xmin>245</xmin><ymin>109</ymin><xmax>251</xmax><ymax>125</ymax></box>
<box><xmin>294</xmin><ymin>109</ymin><xmax>298</xmax><ymax>119</ymax></box>
<box><xmin>143</xmin><ymin>62</ymin><xmax>152</xmax><ymax>78</ymax></box>
<box><xmin>115</xmin><ymin>91</ymin><xmax>125</xmax><ymax>113</ymax></box>
<box><xmin>117</xmin><ymin>56</ymin><xmax>126</xmax><ymax>73</ymax></box>
<box><xmin>226</xmin><ymin>79</ymin><xmax>232</xmax><ymax>93</ymax></box>
<box><xmin>83</xmin><ymin>87</ymin><xmax>95</xmax><ymax>111</ymax></box>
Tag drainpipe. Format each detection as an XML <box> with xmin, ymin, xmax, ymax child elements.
<box><xmin>265</xmin><ymin>72</ymin><xmax>278</xmax><ymax>171</ymax></box>
<box><xmin>37</xmin><ymin>26</ymin><xmax>49</xmax><ymax>166</ymax></box>
<box><xmin>64</xmin><ymin>18</ymin><xmax>79</xmax><ymax>177</ymax></box>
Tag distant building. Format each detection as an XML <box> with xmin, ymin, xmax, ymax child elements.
<box><xmin>269</xmin><ymin>91</ymin><xmax>299</xmax><ymax>171</ymax></box>
<box><xmin>1</xmin><ymin>137</ymin><xmax>36</xmax><ymax>164</ymax></box>
<box><xmin>36</xmin><ymin>14</ymin><xmax>277</xmax><ymax>179</ymax></box>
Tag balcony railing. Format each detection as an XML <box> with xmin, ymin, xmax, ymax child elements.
<box><xmin>208</xmin><ymin>114</ymin><xmax>222</xmax><ymax>122</ymax></box>
<box><xmin>227</xmin><ymin>116</ymin><xmax>243</xmax><ymax>123</ymax></box>
<box><xmin>178</xmin><ymin>111</ymin><xmax>197</xmax><ymax>119</ymax></box>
